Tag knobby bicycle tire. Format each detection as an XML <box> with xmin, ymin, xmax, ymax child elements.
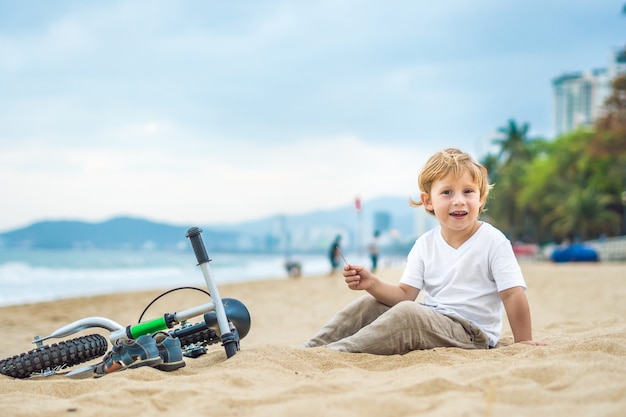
<box><xmin>0</xmin><ymin>334</ymin><xmax>108</xmax><ymax>379</ymax></box>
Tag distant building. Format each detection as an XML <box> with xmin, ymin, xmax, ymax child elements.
<box><xmin>552</xmin><ymin>46</ymin><xmax>626</xmax><ymax>136</ymax></box>
<box><xmin>552</xmin><ymin>69</ymin><xmax>608</xmax><ymax>135</ymax></box>
<box><xmin>373</xmin><ymin>211</ymin><xmax>392</xmax><ymax>233</ymax></box>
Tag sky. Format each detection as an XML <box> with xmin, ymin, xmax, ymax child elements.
<box><xmin>0</xmin><ymin>1</ymin><xmax>624</xmax><ymax>232</ymax></box>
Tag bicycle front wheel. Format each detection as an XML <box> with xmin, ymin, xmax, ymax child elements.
<box><xmin>0</xmin><ymin>334</ymin><xmax>108</xmax><ymax>379</ymax></box>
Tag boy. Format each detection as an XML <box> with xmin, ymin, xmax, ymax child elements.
<box><xmin>304</xmin><ymin>148</ymin><xmax>544</xmax><ymax>354</ymax></box>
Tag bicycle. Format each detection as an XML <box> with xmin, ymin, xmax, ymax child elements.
<box><xmin>0</xmin><ymin>227</ymin><xmax>251</xmax><ymax>379</ymax></box>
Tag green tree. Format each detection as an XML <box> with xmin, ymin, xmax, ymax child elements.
<box><xmin>519</xmin><ymin>129</ymin><xmax>621</xmax><ymax>242</ymax></box>
<box><xmin>593</xmin><ymin>73</ymin><xmax>626</xmax><ymax>234</ymax></box>
<box><xmin>486</xmin><ymin>119</ymin><xmax>537</xmax><ymax>241</ymax></box>
<box><xmin>492</xmin><ymin>120</ymin><xmax>533</xmax><ymax>164</ymax></box>
<box><xmin>548</xmin><ymin>186</ymin><xmax>620</xmax><ymax>241</ymax></box>
<box><xmin>484</xmin><ymin>71</ymin><xmax>626</xmax><ymax>243</ymax></box>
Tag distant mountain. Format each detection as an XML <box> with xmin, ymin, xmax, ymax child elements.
<box><xmin>0</xmin><ymin>217</ymin><xmax>236</xmax><ymax>251</ymax></box>
<box><xmin>0</xmin><ymin>196</ymin><xmax>430</xmax><ymax>252</ymax></box>
<box><xmin>225</xmin><ymin>196</ymin><xmax>418</xmax><ymax>235</ymax></box>
<box><xmin>212</xmin><ymin>195</ymin><xmax>429</xmax><ymax>251</ymax></box>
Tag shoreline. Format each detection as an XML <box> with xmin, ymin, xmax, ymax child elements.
<box><xmin>0</xmin><ymin>251</ymin><xmax>334</xmax><ymax>307</ymax></box>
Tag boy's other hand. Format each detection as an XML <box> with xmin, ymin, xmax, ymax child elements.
<box><xmin>518</xmin><ymin>340</ymin><xmax>548</xmax><ymax>346</ymax></box>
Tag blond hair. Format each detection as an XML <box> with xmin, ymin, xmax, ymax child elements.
<box><xmin>411</xmin><ymin>148</ymin><xmax>492</xmax><ymax>215</ymax></box>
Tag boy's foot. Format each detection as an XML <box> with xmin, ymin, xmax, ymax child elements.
<box><xmin>94</xmin><ymin>334</ymin><xmax>163</xmax><ymax>377</ymax></box>
<box><xmin>152</xmin><ymin>332</ymin><xmax>186</xmax><ymax>371</ymax></box>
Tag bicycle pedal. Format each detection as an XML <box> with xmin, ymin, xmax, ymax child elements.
<box><xmin>183</xmin><ymin>344</ymin><xmax>206</xmax><ymax>358</ymax></box>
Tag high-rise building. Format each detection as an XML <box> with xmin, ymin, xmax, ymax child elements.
<box><xmin>552</xmin><ymin>69</ymin><xmax>607</xmax><ymax>136</ymax></box>
<box><xmin>552</xmin><ymin>46</ymin><xmax>626</xmax><ymax>136</ymax></box>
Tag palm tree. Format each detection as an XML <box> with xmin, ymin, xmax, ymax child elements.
<box><xmin>489</xmin><ymin>119</ymin><xmax>536</xmax><ymax>241</ymax></box>
<box><xmin>492</xmin><ymin>119</ymin><xmax>533</xmax><ymax>164</ymax></box>
<box><xmin>546</xmin><ymin>186</ymin><xmax>620</xmax><ymax>241</ymax></box>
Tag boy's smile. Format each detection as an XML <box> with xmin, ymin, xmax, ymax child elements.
<box><xmin>450</xmin><ymin>210</ymin><xmax>468</xmax><ymax>219</ymax></box>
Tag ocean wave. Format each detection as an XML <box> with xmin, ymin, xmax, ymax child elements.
<box><xmin>0</xmin><ymin>252</ymin><xmax>330</xmax><ymax>306</ymax></box>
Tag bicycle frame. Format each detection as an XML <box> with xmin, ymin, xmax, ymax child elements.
<box><xmin>34</xmin><ymin>300</ymin><xmax>222</xmax><ymax>345</ymax></box>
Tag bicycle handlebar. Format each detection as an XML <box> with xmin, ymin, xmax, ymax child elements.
<box><xmin>38</xmin><ymin>317</ymin><xmax>125</xmax><ymax>342</ymax></box>
<box><xmin>186</xmin><ymin>227</ymin><xmax>210</xmax><ymax>265</ymax></box>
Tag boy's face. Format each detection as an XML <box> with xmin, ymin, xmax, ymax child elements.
<box><xmin>421</xmin><ymin>171</ymin><xmax>485</xmax><ymax>233</ymax></box>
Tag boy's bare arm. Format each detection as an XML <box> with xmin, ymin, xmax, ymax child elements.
<box><xmin>500</xmin><ymin>286</ymin><xmax>546</xmax><ymax>346</ymax></box>
<box><xmin>368</xmin><ymin>281</ymin><xmax>419</xmax><ymax>307</ymax></box>
<box><xmin>343</xmin><ymin>264</ymin><xmax>419</xmax><ymax>306</ymax></box>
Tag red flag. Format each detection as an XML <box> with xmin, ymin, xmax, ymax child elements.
<box><xmin>355</xmin><ymin>196</ymin><xmax>362</xmax><ymax>212</ymax></box>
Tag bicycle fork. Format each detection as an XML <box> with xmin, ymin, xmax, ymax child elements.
<box><xmin>186</xmin><ymin>227</ymin><xmax>239</xmax><ymax>357</ymax></box>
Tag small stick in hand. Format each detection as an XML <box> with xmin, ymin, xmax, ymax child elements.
<box><xmin>336</xmin><ymin>247</ymin><xmax>348</xmax><ymax>266</ymax></box>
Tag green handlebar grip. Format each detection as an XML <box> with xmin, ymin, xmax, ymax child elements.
<box><xmin>129</xmin><ymin>317</ymin><xmax>168</xmax><ymax>339</ymax></box>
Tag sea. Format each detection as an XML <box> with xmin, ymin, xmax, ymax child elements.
<box><xmin>0</xmin><ymin>249</ymin><xmax>340</xmax><ymax>307</ymax></box>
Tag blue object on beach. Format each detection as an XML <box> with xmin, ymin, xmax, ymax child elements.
<box><xmin>550</xmin><ymin>243</ymin><xmax>599</xmax><ymax>263</ymax></box>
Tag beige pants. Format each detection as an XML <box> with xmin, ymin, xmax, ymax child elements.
<box><xmin>304</xmin><ymin>295</ymin><xmax>489</xmax><ymax>354</ymax></box>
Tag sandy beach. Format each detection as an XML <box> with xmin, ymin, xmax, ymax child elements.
<box><xmin>1</xmin><ymin>261</ymin><xmax>625</xmax><ymax>417</ymax></box>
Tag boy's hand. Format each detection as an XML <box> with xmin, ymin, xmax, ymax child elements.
<box><xmin>342</xmin><ymin>264</ymin><xmax>373</xmax><ymax>290</ymax></box>
<box><xmin>517</xmin><ymin>340</ymin><xmax>548</xmax><ymax>346</ymax></box>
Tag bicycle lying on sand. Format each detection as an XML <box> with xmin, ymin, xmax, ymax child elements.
<box><xmin>0</xmin><ymin>227</ymin><xmax>251</xmax><ymax>379</ymax></box>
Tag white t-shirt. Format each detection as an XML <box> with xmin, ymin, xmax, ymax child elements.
<box><xmin>399</xmin><ymin>221</ymin><xmax>526</xmax><ymax>347</ymax></box>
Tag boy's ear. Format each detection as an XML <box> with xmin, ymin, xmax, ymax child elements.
<box><xmin>479</xmin><ymin>194</ymin><xmax>487</xmax><ymax>210</ymax></box>
<box><xmin>420</xmin><ymin>192</ymin><xmax>433</xmax><ymax>211</ymax></box>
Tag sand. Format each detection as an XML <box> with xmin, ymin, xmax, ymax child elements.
<box><xmin>0</xmin><ymin>261</ymin><xmax>625</xmax><ymax>417</ymax></box>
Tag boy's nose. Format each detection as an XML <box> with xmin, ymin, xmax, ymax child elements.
<box><xmin>452</xmin><ymin>196</ymin><xmax>466</xmax><ymax>205</ymax></box>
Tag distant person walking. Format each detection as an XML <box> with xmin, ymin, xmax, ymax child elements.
<box><xmin>368</xmin><ymin>230</ymin><xmax>380</xmax><ymax>273</ymax></box>
<box><xmin>328</xmin><ymin>235</ymin><xmax>342</xmax><ymax>275</ymax></box>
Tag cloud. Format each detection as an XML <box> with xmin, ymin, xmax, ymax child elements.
<box><xmin>0</xmin><ymin>126</ymin><xmax>429</xmax><ymax>231</ymax></box>
<box><xmin>0</xmin><ymin>0</ymin><xmax>622</xmax><ymax>230</ymax></box>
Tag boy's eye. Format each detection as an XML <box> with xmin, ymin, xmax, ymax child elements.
<box><xmin>441</xmin><ymin>190</ymin><xmax>451</xmax><ymax>195</ymax></box>
<box><xmin>464</xmin><ymin>189</ymin><xmax>475</xmax><ymax>193</ymax></box>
